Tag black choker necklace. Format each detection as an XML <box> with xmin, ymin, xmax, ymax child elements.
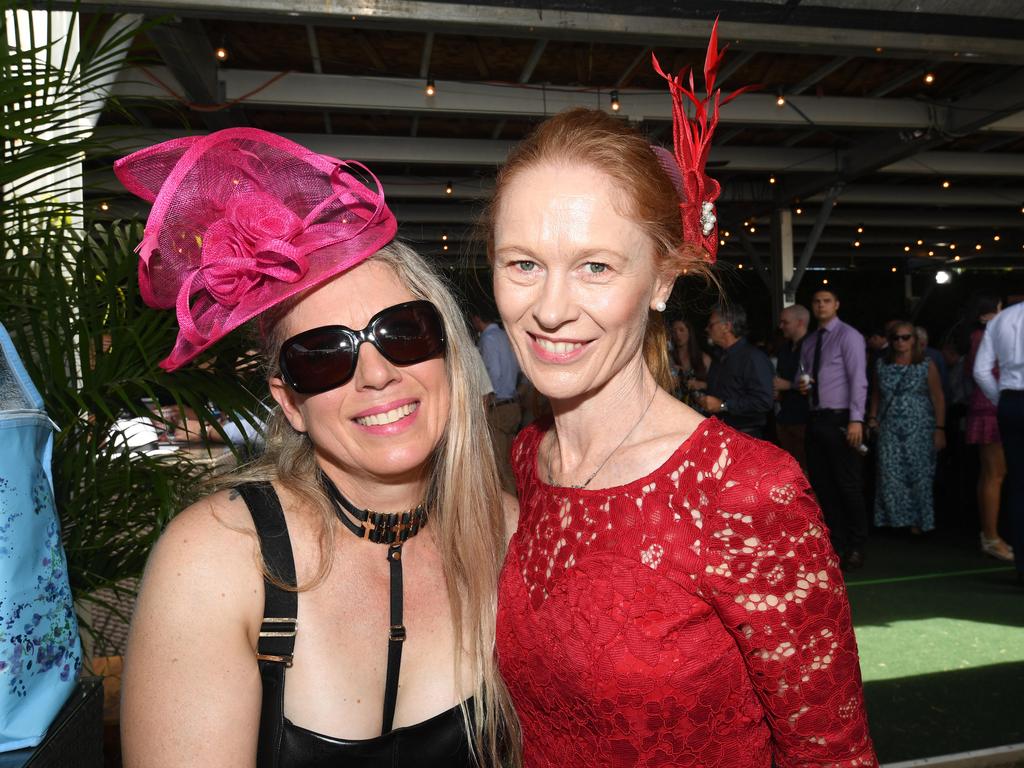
<box><xmin>320</xmin><ymin>471</ymin><xmax>428</xmax><ymax>545</ymax></box>
<box><xmin>317</xmin><ymin>469</ymin><xmax>428</xmax><ymax>736</ymax></box>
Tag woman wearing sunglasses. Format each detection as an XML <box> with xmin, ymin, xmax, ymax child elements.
<box><xmin>867</xmin><ymin>321</ymin><xmax>946</xmax><ymax>534</ymax></box>
<box><xmin>116</xmin><ymin>129</ymin><xmax>519</xmax><ymax>768</ymax></box>
<box><xmin>485</xmin><ymin>27</ymin><xmax>875</xmax><ymax>768</ymax></box>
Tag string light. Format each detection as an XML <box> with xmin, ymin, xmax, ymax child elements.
<box><xmin>442</xmin><ymin>243</ymin><xmax>448</xmax><ymax>251</ymax></box>
<box><xmin>769</xmin><ymin>175</ymin><xmax>776</xmax><ymax>184</ymax></box>
<box><xmin>215</xmin><ymin>46</ymin><xmax>228</xmax><ymax>62</ymax></box>
<box><xmin>610</xmin><ymin>90</ymin><xmax>621</xmax><ymax>112</ymax></box>
<box><xmin>743</xmin><ymin>220</ymin><xmax>749</xmax><ymax>227</ymax></box>
<box><xmin>441</xmin><ymin>232</ymin><xmax>448</xmax><ymax>241</ymax></box>
<box><xmin>924</xmin><ymin>72</ymin><xmax>936</xmax><ymax>84</ymax></box>
<box><xmin>941</xmin><ymin>180</ymin><xmax>950</xmax><ymax>189</ymax></box>
<box><xmin>723</xmin><ymin>230</ymin><xmax>730</xmax><ymax>237</ymax></box>
<box><xmin>891</xmin><ymin>266</ymin><xmax>898</xmax><ymax>272</ymax></box>
<box><xmin>949</xmin><ymin>243</ymin><xmax>957</xmax><ymax>250</ymax></box>
<box><xmin>444</xmin><ymin>180</ymin><xmax>453</xmax><ymax>195</ymax></box>
<box><xmin>720</xmin><ymin>239</ymin><xmax>725</xmax><ymax>246</ymax></box>
<box><xmin>916</xmin><ymin>239</ymin><xmax>924</xmax><ymax>245</ymax></box>
<box><xmin>425</xmin><ymin>79</ymin><xmax>436</xmax><ymax>96</ymax></box>
<box><xmin>749</xmin><ymin>226</ymin><xmax>756</xmax><ymax>233</ymax></box>
<box><xmin>738</xmin><ymin>263</ymin><xmax>744</xmax><ymax>270</ymax></box>
<box><xmin>99</xmin><ymin>201</ymin><xmax>110</xmax><ymax>212</ymax></box>
<box><xmin>795</xmin><ymin>207</ymin><xmax>802</xmax><ymax>215</ymax></box>
<box><xmin>822</xmin><ymin>278</ymin><xmax>829</xmax><ymax>285</ymax></box>
<box><xmin>954</xmin><ymin>254</ymin><xmax>961</xmax><ymax>262</ymax></box>
<box><xmin>856</xmin><ymin>225</ymin><xmax>864</xmax><ymax>234</ymax></box>
<box><xmin>853</xmin><ymin>240</ymin><xmax>861</xmax><ymax>248</ymax></box>
<box><xmin>975</xmin><ymin>243</ymin><xmax>982</xmax><ymax>251</ymax></box>
<box><xmin>994</xmin><ymin>234</ymin><xmax>1001</xmax><ymax>241</ymax></box>
<box><xmin>776</xmin><ymin>94</ymin><xmax>786</xmax><ymax>107</ymax></box>
<box><xmin>903</xmin><ymin>245</ymin><xmax>910</xmax><ymax>252</ymax></box>
<box><xmin>928</xmin><ymin>250</ymin><xmax>934</xmax><ymax>256</ymax></box>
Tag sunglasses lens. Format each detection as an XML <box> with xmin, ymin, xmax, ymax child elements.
<box><xmin>282</xmin><ymin>328</ymin><xmax>356</xmax><ymax>394</ymax></box>
<box><xmin>376</xmin><ymin>303</ymin><xmax>446</xmax><ymax>364</ymax></box>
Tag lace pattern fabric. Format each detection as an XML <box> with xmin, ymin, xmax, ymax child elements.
<box><xmin>496</xmin><ymin>418</ymin><xmax>877</xmax><ymax>768</ymax></box>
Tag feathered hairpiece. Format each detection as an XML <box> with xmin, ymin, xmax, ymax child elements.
<box><xmin>652</xmin><ymin>19</ymin><xmax>757</xmax><ymax>263</ymax></box>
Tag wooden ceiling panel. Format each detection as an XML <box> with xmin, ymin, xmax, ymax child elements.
<box><xmin>314</xmin><ymin>28</ymin><xmax>422</xmax><ymax>77</ymax></box>
<box><xmin>326</xmin><ymin>112</ymin><xmax>414</xmax><ymax>136</ymax></box>
<box><xmin>528</xmin><ymin>40</ymin><xmax>655</xmax><ymax>86</ymax></box>
<box><xmin>202</xmin><ymin>19</ymin><xmax>309</xmax><ymax>73</ymax></box>
<box><xmin>245</xmin><ymin>108</ymin><xmax>330</xmax><ymax>134</ymax></box>
<box><xmin>414</xmin><ymin>116</ymin><xmax>501</xmax><ymax>139</ymax></box>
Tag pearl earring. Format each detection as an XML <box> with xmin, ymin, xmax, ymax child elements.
<box><xmin>654</xmin><ymin>300</ymin><xmax>667</xmax><ymax>312</ymax></box>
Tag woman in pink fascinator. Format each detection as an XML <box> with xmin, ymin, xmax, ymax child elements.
<box><xmin>486</xmin><ymin>23</ymin><xmax>876</xmax><ymax>767</ymax></box>
<box><xmin>116</xmin><ymin>129</ymin><xmax>519</xmax><ymax>768</ymax></box>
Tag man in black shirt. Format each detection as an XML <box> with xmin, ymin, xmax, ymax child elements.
<box><xmin>699</xmin><ymin>302</ymin><xmax>774</xmax><ymax>438</ymax></box>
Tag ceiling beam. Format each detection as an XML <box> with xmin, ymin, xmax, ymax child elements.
<box><xmin>789</xmin><ymin>55</ymin><xmax>853</xmax><ymax>95</ymax></box>
<box><xmin>781</xmin><ymin>66</ymin><xmax>1024</xmax><ymax>204</ymax></box>
<box><xmin>114</xmin><ymin>66</ymin><xmax>1024</xmax><ymax>132</ymax></box>
<box><xmin>716</xmin><ymin>51</ymin><xmax>757</xmax><ymax>88</ymax></box>
<box><xmin>419</xmin><ymin>31</ymin><xmax>434</xmax><ymax>79</ymax></box>
<box><xmin>72</xmin><ymin>0</ymin><xmax>1024</xmax><ymax>64</ymax></box>
<box><xmin>491</xmin><ymin>39</ymin><xmax>547</xmax><ymax>139</ymax></box>
<box><xmin>145</xmin><ymin>18</ymin><xmax>239</xmax><ymax>130</ymax></box>
<box><xmin>91</xmin><ymin>125</ymin><xmax>1024</xmax><ymax>178</ymax></box>
<box><xmin>615</xmin><ymin>46</ymin><xmax>651</xmax><ymax>89</ymax></box>
<box><xmin>305</xmin><ymin>24</ymin><xmax>322</xmax><ymax>74</ymax></box>
<box><xmin>946</xmin><ymin>66</ymin><xmax>1024</xmax><ymax>135</ymax></box>
<box><xmin>868</xmin><ymin>60</ymin><xmax>941</xmax><ymax>98</ymax></box>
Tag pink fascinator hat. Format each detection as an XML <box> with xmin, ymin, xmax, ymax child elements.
<box><xmin>114</xmin><ymin>128</ymin><xmax>397</xmax><ymax>371</ymax></box>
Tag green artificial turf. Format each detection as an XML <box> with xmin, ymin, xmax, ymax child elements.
<box><xmin>845</xmin><ymin>529</ymin><xmax>1024</xmax><ymax>763</ymax></box>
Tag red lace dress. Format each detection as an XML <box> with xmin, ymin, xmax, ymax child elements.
<box><xmin>497</xmin><ymin>418</ymin><xmax>876</xmax><ymax>768</ymax></box>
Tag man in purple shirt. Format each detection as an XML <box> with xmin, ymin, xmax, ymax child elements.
<box><xmin>798</xmin><ymin>287</ymin><xmax>869</xmax><ymax>570</ymax></box>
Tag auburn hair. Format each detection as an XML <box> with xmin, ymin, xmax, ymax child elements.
<box><xmin>484</xmin><ymin>107</ymin><xmax>709</xmax><ymax>391</ymax></box>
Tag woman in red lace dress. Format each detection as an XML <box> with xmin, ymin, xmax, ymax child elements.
<box><xmin>483</xmin><ymin>44</ymin><xmax>876</xmax><ymax>766</ymax></box>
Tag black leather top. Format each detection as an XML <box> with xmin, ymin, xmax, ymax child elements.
<box><xmin>235</xmin><ymin>482</ymin><xmax>475</xmax><ymax>768</ymax></box>
<box><xmin>277</xmin><ymin>703</ymin><xmax>474</xmax><ymax>768</ymax></box>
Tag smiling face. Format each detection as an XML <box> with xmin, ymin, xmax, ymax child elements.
<box><xmin>268</xmin><ymin>260</ymin><xmax>450</xmax><ymax>487</ymax></box>
<box><xmin>491</xmin><ymin>162</ymin><xmax>672</xmax><ymax>403</ymax></box>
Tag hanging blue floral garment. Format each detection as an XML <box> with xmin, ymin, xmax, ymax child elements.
<box><xmin>0</xmin><ymin>322</ymin><xmax>81</xmax><ymax>751</ymax></box>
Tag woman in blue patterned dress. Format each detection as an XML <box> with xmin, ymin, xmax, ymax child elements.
<box><xmin>867</xmin><ymin>320</ymin><xmax>946</xmax><ymax>532</ymax></box>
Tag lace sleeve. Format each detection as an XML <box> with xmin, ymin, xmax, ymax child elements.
<box><xmin>698</xmin><ymin>439</ymin><xmax>877</xmax><ymax>767</ymax></box>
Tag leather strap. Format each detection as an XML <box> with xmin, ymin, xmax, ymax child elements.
<box><xmin>236</xmin><ymin>482</ymin><xmax>298</xmax><ymax>768</ymax></box>
<box><xmin>382</xmin><ymin>542</ymin><xmax>406</xmax><ymax>734</ymax></box>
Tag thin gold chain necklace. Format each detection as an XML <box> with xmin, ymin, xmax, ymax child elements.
<box><xmin>546</xmin><ymin>386</ymin><xmax>658</xmax><ymax>489</ymax></box>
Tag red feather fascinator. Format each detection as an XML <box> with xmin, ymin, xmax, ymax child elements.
<box><xmin>652</xmin><ymin>19</ymin><xmax>758</xmax><ymax>263</ymax></box>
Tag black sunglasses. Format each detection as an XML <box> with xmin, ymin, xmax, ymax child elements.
<box><xmin>279</xmin><ymin>300</ymin><xmax>446</xmax><ymax>394</ymax></box>
<box><xmin>889</xmin><ymin>333</ymin><xmax>914</xmax><ymax>342</ymax></box>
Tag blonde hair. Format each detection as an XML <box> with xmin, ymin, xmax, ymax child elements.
<box><xmin>225</xmin><ymin>240</ymin><xmax>521</xmax><ymax>766</ymax></box>
<box><xmin>484</xmin><ymin>107</ymin><xmax>711</xmax><ymax>391</ymax></box>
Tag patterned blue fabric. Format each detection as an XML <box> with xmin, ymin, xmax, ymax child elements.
<box><xmin>0</xmin><ymin>322</ymin><xmax>81</xmax><ymax>752</ymax></box>
<box><xmin>873</xmin><ymin>360</ymin><xmax>936</xmax><ymax>531</ymax></box>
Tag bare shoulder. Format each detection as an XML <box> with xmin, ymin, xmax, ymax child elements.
<box><xmin>501</xmin><ymin>491</ymin><xmax>520</xmax><ymax>544</ymax></box>
<box><xmin>149</xmin><ymin>488</ymin><xmax>260</xmax><ymax>581</ymax></box>
<box><xmin>121</xmin><ymin>488</ymin><xmax>264</xmax><ymax>767</ymax></box>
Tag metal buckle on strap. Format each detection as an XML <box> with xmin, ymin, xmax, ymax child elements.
<box><xmin>256</xmin><ymin>652</ymin><xmax>294</xmax><ymax>667</ymax></box>
<box><xmin>259</xmin><ymin>616</ymin><xmax>298</xmax><ymax>638</ymax></box>
<box><xmin>389</xmin><ymin>624</ymin><xmax>406</xmax><ymax>642</ymax></box>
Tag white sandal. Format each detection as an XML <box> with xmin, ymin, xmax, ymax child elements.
<box><xmin>980</xmin><ymin>533</ymin><xmax>1015</xmax><ymax>562</ymax></box>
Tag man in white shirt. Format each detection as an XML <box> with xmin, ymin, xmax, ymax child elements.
<box><xmin>974</xmin><ymin>300</ymin><xmax>1024</xmax><ymax>582</ymax></box>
